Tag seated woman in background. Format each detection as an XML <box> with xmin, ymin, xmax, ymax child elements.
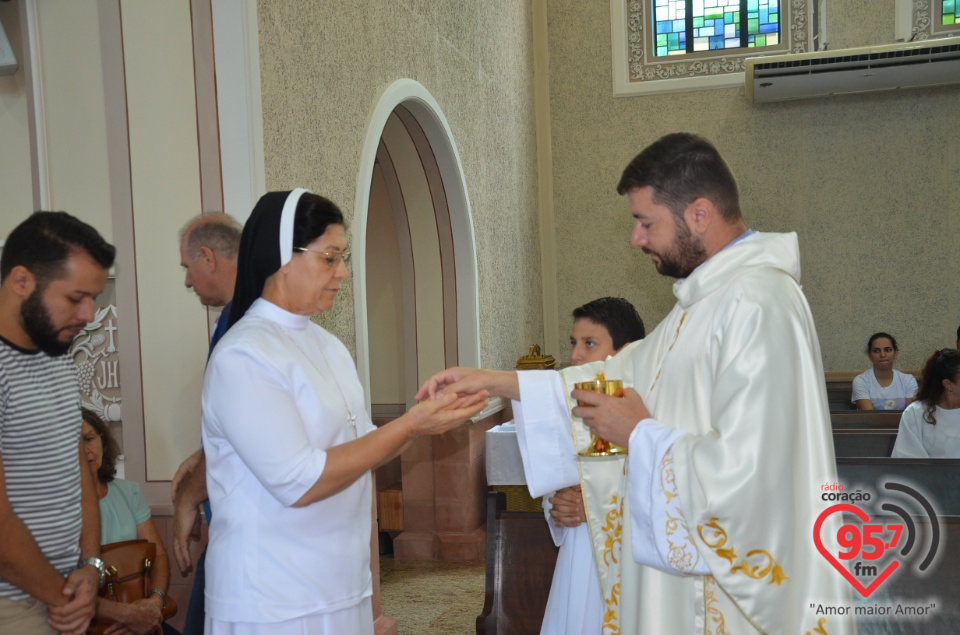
<box><xmin>852</xmin><ymin>332</ymin><xmax>918</xmax><ymax>410</ymax></box>
<box><xmin>82</xmin><ymin>409</ymin><xmax>179</xmax><ymax>634</ymax></box>
<box><xmin>892</xmin><ymin>349</ymin><xmax>960</xmax><ymax>458</ymax></box>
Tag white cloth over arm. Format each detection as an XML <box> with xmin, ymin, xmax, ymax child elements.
<box><xmin>514</xmin><ymin>370</ymin><xmax>582</xmax><ymax>498</ymax></box>
<box><xmin>517</xmin><ymin>350</ymin><xmax>710</xmax><ymax>575</ymax></box>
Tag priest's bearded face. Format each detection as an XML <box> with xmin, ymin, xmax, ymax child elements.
<box><xmin>628</xmin><ymin>186</ymin><xmax>706</xmax><ymax>279</ymax></box>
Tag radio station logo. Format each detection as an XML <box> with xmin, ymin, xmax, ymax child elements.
<box><xmin>814</xmin><ymin>481</ymin><xmax>940</xmax><ymax>598</ymax></box>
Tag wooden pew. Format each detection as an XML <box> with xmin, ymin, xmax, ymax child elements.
<box><xmin>832</xmin><ymin>411</ymin><xmax>902</xmax><ymax>429</ymax></box>
<box><xmin>477</xmin><ymin>491</ymin><xmax>557</xmax><ymax>635</ymax></box>
<box><xmin>833</xmin><ymin>429</ymin><xmax>898</xmax><ymax>458</ymax></box>
<box><xmin>827</xmin><ymin>378</ymin><xmax>857</xmax><ymax>411</ymax></box>
<box><xmin>835</xmin><ymin>459</ymin><xmax>960</xmax><ymax>522</ymax></box>
<box><xmin>832</xmin><ymin>411</ymin><xmax>902</xmax><ymax>458</ymax></box>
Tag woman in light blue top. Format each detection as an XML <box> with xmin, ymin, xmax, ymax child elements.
<box><xmin>82</xmin><ymin>409</ymin><xmax>179</xmax><ymax>634</ymax></box>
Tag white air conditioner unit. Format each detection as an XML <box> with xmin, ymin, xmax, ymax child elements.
<box><xmin>745</xmin><ymin>36</ymin><xmax>960</xmax><ymax>103</ymax></box>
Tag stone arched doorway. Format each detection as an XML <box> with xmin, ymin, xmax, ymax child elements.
<box><xmin>354</xmin><ymin>78</ymin><xmax>489</xmax><ymax>555</ymax></box>
<box><xmin>353</xmin><ymin>79</ymin><xmax>489</xmax><ymax>634</ymax></box>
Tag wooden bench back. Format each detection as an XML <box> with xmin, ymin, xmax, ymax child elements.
<box><xmin>478</xmin><ymin>491</ymin><xmax>557</xmax><ymax>635</ymax></box>
<box><xmin>827</xmin><ymin>379</ymin><xmax>857</xmax><ymax>411</ymax></box>
<box><xmin>831</xmin><ymin>411</ymin><xmax>902</xmax><ymax>429</ymax></box>
<box><xmin>833</xmin><ymin>429</ymin><xmax>898</xmax><ymax>458</ymax></box>
<box><xmin>831</xmin><ymin>411</ymin><xmax>903</xmax><ymax>458</ymax></box>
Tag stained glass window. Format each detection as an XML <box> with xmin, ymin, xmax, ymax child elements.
<box><xmin>944</xmin><ymin>0</ymin><xmax>957</xmax><ymax>26</ymax></box>
<box><xmin>654</xmin><ymin>0</ymin><xmax>780</xmax><ymax>57</ymax></box>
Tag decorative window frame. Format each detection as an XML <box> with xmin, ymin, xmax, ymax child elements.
<box><xmin>610</xmin><ymin>0</ymin><xmax>812</xmax><ymax>97</ymax></box>
<box><xmin>894</xmin><ymin>0</ymin><xmax>960</xmax><ymax>41</ymax></box>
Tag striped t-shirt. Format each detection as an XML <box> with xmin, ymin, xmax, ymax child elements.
<box><xmin>0</xmin><ymin>337</ymin><xmax>83</xmax><ymax>602</ymax></box>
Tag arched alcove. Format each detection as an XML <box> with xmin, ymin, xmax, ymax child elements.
<box><xmin>354</xmin><ymin>80</ymin><xmax>492</xmax><ymax>567</ymax></box>
<box><xmin>352</xmin><ymin>79</ymin><xmax>480</xmax><ymax>407</ymax></box>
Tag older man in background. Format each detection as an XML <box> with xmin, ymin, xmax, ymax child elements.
<box><xmin>171</xmin><ymin>212</ymin><xmax>241</xmax><ymax>635</ymax></box>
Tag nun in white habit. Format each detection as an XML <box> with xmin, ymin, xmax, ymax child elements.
<box><xmin>200</xmin><ymin>189</ymin><xmax>487</xmax><ymax>634</ymax></box>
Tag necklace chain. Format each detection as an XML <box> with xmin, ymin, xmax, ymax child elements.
<box><xmin>281</xmin><ymin>327</ymin><xmax>357</xmax><ymax>430</ymax></box>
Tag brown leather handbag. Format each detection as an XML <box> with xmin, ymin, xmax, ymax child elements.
<box><xmin>88</xmin><ymin>539</ymin><xmax>178</xmax><ymax>635</ymax></box>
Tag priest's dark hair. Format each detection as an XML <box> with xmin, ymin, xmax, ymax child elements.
<box><xmin>917</xmin><ymin>348</ymin><xmax>960</xmax><ymax>425</ymax></box>
<box><xmin>616</xmin><ymin>132</ymin><xmax>741</xmax><ymax>222</ymax></box>
<box><xmin>572</xmin><ymin>297</ymin><xmax>645</xmax><ymax>350</ymax></box>
<box><xmin>228</xmin><ymin>190</ymin><xmax>344</xmax><ymax>330</ymax></box>
<box><xmin>1</xmin><ymin>211</ymin><xmax>115</xmax><ymax>286</ymax></box>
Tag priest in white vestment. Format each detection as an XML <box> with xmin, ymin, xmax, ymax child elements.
<box><xmin>421</xmin><ymin>133</ymin><xmax>855</xmax><ymax>635</ymax></box>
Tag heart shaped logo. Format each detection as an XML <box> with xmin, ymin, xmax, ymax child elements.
<box><xmin>813</xmin><ymin>503</ymin><xmax>899</xmax><ymax>598</ymax></box>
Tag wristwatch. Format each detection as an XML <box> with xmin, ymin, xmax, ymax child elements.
<box><xmin>149</xmin><ymin>588</ymin><xmax>168</xmax><ymax>611</ymax></box>
<box><xmin>77</xmin><ymin>557</ymin><xmax>106</xmax><ymax>588</ymax></box>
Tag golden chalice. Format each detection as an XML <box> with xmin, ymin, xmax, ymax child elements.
<box><xmin>574</xmin><ymin>379</ymin><xmax>628</xmax><ymax>457</ymax></box>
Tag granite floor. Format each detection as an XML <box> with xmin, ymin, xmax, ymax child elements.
<box><xmin>380</xmin><ymin>556</ymin><xmax>486</xmax><ymax>635</ymax></box>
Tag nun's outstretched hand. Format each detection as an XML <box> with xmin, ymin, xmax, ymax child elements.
<box><xmin>408</xmin><ymin>390</ymin><xmax>490</xmax><ymax>437</ymax></box>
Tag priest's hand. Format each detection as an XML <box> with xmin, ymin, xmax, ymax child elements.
<box><xmin>572</xmin><ymin>387</ymin><xmax>650</xmax><ymax>448</ymax></box>
<box><xmin>549</xmin><ymin>485</ymin><xmax>585</xmax><ymax>527</ymax></box>
<box><xmin>417</xmin><ymin>367</ymin><xmax>520</xmax><ymax>401</ymax></box>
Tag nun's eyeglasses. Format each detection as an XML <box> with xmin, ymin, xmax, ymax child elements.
<box><xmin>294</xmin><ymin>247</ymin><xmax>351</xmax><ymax>268</ymax></box>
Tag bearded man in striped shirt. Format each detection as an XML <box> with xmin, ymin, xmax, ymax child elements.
<box><xmin>0</xmin><ymin>211</ymin><xmax>115</xmax><ymax>635</ymax></box>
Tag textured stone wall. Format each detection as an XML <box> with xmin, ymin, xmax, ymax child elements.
<box><xmin>256</xmin><ymin>1</ymin><xmax>542</xmax><ymax>371</ymax></box>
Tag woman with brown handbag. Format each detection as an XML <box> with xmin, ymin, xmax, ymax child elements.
<box><xmin>81</xmin><ymin>409</ymin><xmax>179</xmax><ymax>634</ymax></box>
